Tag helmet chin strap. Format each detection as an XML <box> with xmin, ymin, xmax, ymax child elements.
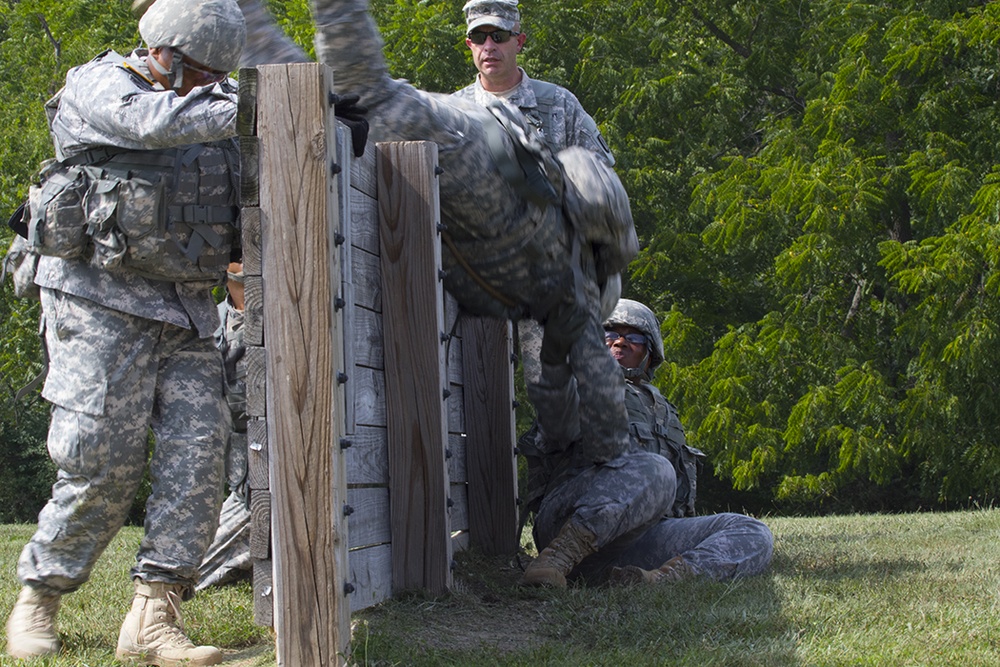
<box><xmin>620</xmin><ymin>349</ymin><xmax>651</xmax><ymax>382</ymax></box>
<box><xmin>147</xmin><ymin>47</ymin><xmax>185</xmax><ymax>90</ymax></box>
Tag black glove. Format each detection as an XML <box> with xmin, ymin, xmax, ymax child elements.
<box><xmin>331</xmin><ymin>93</ymin><xmax>370</xmax><ymax>158</ymax></box>
<box><xmin>539</xmin><ymin>300</ymin><xmax>589</xmax><ymax>366</ymax></box>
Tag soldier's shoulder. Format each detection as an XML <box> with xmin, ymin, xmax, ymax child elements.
<box><xmin>452</xmin><ymin>81</ymin><xmax>479</xmax><ymax>98</ymax></box>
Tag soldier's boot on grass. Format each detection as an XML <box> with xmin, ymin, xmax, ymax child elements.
<box><xmin>116</xmin><ymin>578</ymin><xmax>223</xmax><ymax>667</ymax></box>
<box><xmin>520</xmin><ymin>521</ymin><xmax>597</xmax><ymax>588</ymax></box>
<box><xmin>608</xmin><ymin>555</ymin><xmax>694</xmax><ymax>586</ymax></box>
<box><xmin>5</xmin><ymin>585</ymin><xmax>62</xmax><ymax>659</ymax></box>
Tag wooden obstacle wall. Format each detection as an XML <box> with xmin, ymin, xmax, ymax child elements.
<box><xmin>238</xmin><ymin>62</ymin><xmax>520</xmax><ymax>665</ymax></box>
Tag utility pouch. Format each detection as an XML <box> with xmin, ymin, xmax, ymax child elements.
<box><xmin>86</xmin><ymin>174</ymin><xmax>166</xmax><ymax>273</ymax></box>
<box><xmin>2</xmin><ymin>234</ymin><xmax>41</xmax><ymax>300</ymax></box>
<box><xmin>27</xmin><ymin>161</ymin><xmax>91</xmax><ymax>259</ymax></box>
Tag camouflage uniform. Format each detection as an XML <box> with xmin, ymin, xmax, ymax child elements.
<box><xmin>241</xmin><ymin>0</ymin><xmax>636</xmax><ymax>463</ymax></box>
<box><xmin>526</xmin><ymin>300</ymin><xmax>773</xmax><ymax>583</ymax></box>
<box><xmin>16</xmin><ymin>47</ymin><xmax>237</xmax><ymax>598</ymax></box>
<box><xmin>453</xmin><ymin>68</ymin><xmax>614</xmax><ymax>165</ymax></box>
<box><xmin>197</xmin><ymin>297</ymin><xmax>252</xmax><ymax>590</ymax></box>
<box><xmin>452</xmin><ymin>1</ymin><xmax>618</xmax><ymax>402</ymax></box>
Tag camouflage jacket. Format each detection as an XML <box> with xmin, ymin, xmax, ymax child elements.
<box><xmin>453</xmin><ymin>68</ymin><xmax>614</xmax><ymax>166</ymax></box>
<box><xmin>34</xmin><ymin>49</ymin><xmax>240</xmax><ymax>337</ymax></box>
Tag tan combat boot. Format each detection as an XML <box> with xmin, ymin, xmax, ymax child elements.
<box><xmin>608</xmin><ymin>555</ymin><xmax>694</xmax><ymax>586</ymax></box>
<box><xmin>116</xmin><ymin>578</ymin><xmax>222</xmax><ymax>667</ymax></box>
<box><xmin>5</xmin><ymin>585</ymin><xmax>61</xmax><ymax>658</ymax></box>
<box><xmin>520</xmin><ymin>521</ymin><xmax>598</xmax><ymax>588</ymax></box>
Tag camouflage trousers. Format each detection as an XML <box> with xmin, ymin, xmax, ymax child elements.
<box><xmin>17</xmin><ymin>289</ymin><xmax>227</xmax><ymax>597</ymax></box>
<box><xmin>534</xmin><ymin>449</ymin><xmax>773</xmax><ymax>582</ymax></box>
<box><xmin>197</xmin><ymin>489</ymin><xmax>251</xmax><ymax>590</ymax></box>
<box><xmin>615</xmin><ymin>512</ymin><xmax>774</xmax><ymax>581</ymax></box>
<box><xmin>533</xmin><ymin>450</ymin><xmax>676</xmax><ymax>580</ymax></box>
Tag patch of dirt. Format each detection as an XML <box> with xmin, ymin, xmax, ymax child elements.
<box><xmin>356</xmin><ymin>550</ymin><xmax>555</xmax><ymax>657</ymax></box>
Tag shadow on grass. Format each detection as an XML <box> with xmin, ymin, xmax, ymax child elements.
<box><xmin>350</xmin><ymin>549</ymin><xmax>801</xmax><ymax>667</ymax></box>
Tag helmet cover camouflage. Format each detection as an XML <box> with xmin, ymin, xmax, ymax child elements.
<box><xmin>139</xmin><ymin>0</ymin><xmax>246</xmax><ymax>73</ymax></box>
<box><xmin>603</xmin><ymin>298</ymin><xmax>665</xmax><ymax>372</ymax></box>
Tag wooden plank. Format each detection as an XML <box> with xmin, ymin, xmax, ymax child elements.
<box><xmin>449</xmin><ymin>482</ymin><xmax>469</xmax><ymax>532</ymax></box>
<box><xmin>351</xmin><ymin>246</ymin><xmax>382</xmax><ymax>312</ymax></box>
<box><xmin>350</xmin><ymin>140</ymin><xmax>378</xmax><ymax>199</ymax></box>
<box><xmin>452</xmin><ymin>532</ymin><xmax>470</xmax><ymax>553</ymax></box>
<box><xmin>249</xmin><ymin>489</ymin><xmax>271</xmax><ymax>560</ymax></box>
<box><xmin>241</xmin><ymin>206</ymin><xmax>262</xmax><ymax>276</ymax></box>
<box><xmin>447</xmin><ymin>433</ymin><xmax>467</xmax><ymax>484</ymax></box>
<box><xmin>253</xmin><ymin>558</ymin><xmax>273</xmax><ymax>627</ymax></box>
<box><xmin>352</xmin><ymin>305</ymin><xmax>384</xmax><ymax>370</ymax></box>
<box><xmin>462</xmin><ymin>317</ymin><xmax>519</xmax><ymax>555</ymax></box>
<box><xmin>446</xmin><ymin>383</ymin><xmax>465</xmax><ymax>435</ymax></box>
<box><xmin>236</xmin><ymin>67</ymin><xmax>258</xmax><ymax>136</ymax></box>
<box><xmin>347</xmin><ymin>544</ymin><xmax>392</xmax><ymax>613</ymax></box>
<box><xmin>377</xmin><ymin>141</ymin><xmax>452</xmax><ymax>595</ymax></box>
<box><xmin>352</xmin><ymin>366</ymin><xmax>387</xmax><ymax>428</ymax></box>
<box><xmin>350</xmin><ymin>188</ymin><xmax>379</xmax><ymax>256</ymax></box>
<box><xmin>336</xmin><ymin>124</ymin><xmax>357</xmax><ymax>435</ymax></box>
<box><xmin>346</xmin><ymin>487</ymin><xmax>391</xmax><ymax>549</ymax></box>
<box><xmin>239</xmin><ymin>136</ymin><xmax>259</xmax><ymax>208</ymax></box>
<box><xmin>258</xmin><ymin>62</ymin><xmax>350</xmax><ymax>666</ymax></box>
<box><xmin>244</xmin><ymin>275</ymin><xmax>263</xmax><ymax>348</ymax></box>
<box><xmin>446</xmin><ymin>333</ymin><xmax>463</xmax><ymax>385</ymax></box>
<box><xmin>344</xmin><ymin>424</ymin><xmax>388</xmax><ymax>485</ymax></box>
<box><xmin>247</xmin><ymin>418</ymin><xmax>269</xmax><ymax>491</ymax></box>
<box><xmin>244</xmin><ymin>346</ymin><xmax>266</xmax><ymax>418</ymax></box>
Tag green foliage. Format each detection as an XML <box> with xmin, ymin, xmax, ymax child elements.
<box><xmin>627</xmin><ymin>0</ymin><xmax>1000</xmax><ymax>512</ymax></box>
<box><xmin>5</xmin><ymin>0</ymin><xmax>1000</xmax><ymax>513</ymax></box>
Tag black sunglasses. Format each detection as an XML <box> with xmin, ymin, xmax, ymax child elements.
<box><xmin>467</xmin><ymin>29</ymin><xmax>520</xmax><ymax>45</ymax></box>
<box><xmin>604</xmin><ymin>331</ymin><xmax>648</xmax><ymax>347</ymax></box>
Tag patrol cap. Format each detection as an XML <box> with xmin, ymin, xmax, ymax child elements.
<box><xmin>139</xmin><ymin>0</ymin><xmax>246</xmax><ymax>73</ymax></box>
<box><xmin>463</xmin><ymin>0</ymin><xmax>520</xmax><ymax>32</ymax></box>
<box><xmin>604</xmin><ymin>299</ymin><xmax>665</xmax><ymax>372</ymax></box>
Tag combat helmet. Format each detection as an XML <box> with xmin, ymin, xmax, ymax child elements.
<box><xmin>604</xmin><ymin>298</ymin><xmax>664</xmax><ymax>379</ymax></box>
<box><xmin>139</xmin><ymin>0</ymin><xmax>246</xmax><ymax>88</ymax></box>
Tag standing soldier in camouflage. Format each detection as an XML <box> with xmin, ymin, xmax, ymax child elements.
<box><xmin>4</xmin><ymin>0</ymin><xmax>246</xmax><ymax>663</ymax></box>
<box><xmin>239</xmin><ymin>0</ymin><xmax>639</xmax><ymax>465</ymax></box>
<box><xmin>519</xmin><ymin>298</ymin><xmax>774</xmax><ymax>587</ymax></box>
<box><xmin>453</xmin><ymin>0</ymin><xmax>613</xmax><ymax>163</ymax></box>
<box><xmin>452</xmin><ymin>0</ymin><xmax>622</xmax><ymax>411</ymax></box>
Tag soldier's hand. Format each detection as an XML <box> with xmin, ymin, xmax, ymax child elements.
<box><xmin>540</xmin><ymin>300</ymin><xmax>589</xmax><ymax>366</ymax></box>
<box><xmin>331</xmin><ymin>93</ymin><xmax>370</xmax><ymax>158</ymax></box>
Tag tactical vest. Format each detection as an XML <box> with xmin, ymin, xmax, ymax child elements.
<box><xmin>22</xmin><ymin>50</ymin><xmax>238</xmax><ymax>285</ymax></box>
<box><xmin>625</xmin><ymin>381</ymin><xmax>706</xmax><ymax>517</ymax></box>
<box><xmin>525</xmin><ymin>78</ymin><xmax>556</xmax><ymax>143</ymax></box>
<box><xmin>26</xmin><ymin>141</ymin><xmax>239</xmax><ymax>284</ymax></box>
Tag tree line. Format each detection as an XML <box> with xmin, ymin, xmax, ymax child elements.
<box><xmin>2</xmin><ymin>0</ymin><xmax>999</xmax><ymax>520</ymax></box>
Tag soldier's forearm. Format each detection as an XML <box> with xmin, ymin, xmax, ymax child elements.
<box><xmin>238</xmin><ymin>0</ymin><xmax>311</xmax><ymax>67</ymax></box>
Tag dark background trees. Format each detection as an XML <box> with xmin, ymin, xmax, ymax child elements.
<box><xmin>3</xmin><ymin>0</ymin><xmax>1000</xmax><ymax>520</ymax></box>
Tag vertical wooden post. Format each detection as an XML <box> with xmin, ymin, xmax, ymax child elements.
<box><xmin>462</xmin><ymin>318</ymin><xmax>519</xmax><ymax>554</ymax></box>
<box><xmin>257</xmin><ymin>63</ymin><xmax>350</xmax><ymax>666</ymax></box>
<box><xmin>377</xmin><ymin>141</ymin><xmax>453</xmax><ymax>595</ymax></box>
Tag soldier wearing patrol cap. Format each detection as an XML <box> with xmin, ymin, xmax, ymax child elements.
<box><xmin>5</xmin><ymin>0</ymin><xmax>245</xmax><ymax>663</ymax></box>
<box><xmin>452</xmin><ymin>0</ymin><xmax>623</xmax><ymax>435</ymax></box>
<box><xmin>239</xmin><ymin>0</ymin><xmax>639</xmax><ymax>465</ymax></box>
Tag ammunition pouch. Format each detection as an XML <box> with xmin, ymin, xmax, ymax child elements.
<box><xmin>25</xmin><ymin>142</ymin><xmax>238</xmax><ymax>284</ymax></box>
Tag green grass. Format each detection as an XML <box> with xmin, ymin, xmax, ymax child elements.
<box><xmin>4</xmin><ymin>510</ymin><xmax>1000</xmax><ymax>665</ymax></box>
